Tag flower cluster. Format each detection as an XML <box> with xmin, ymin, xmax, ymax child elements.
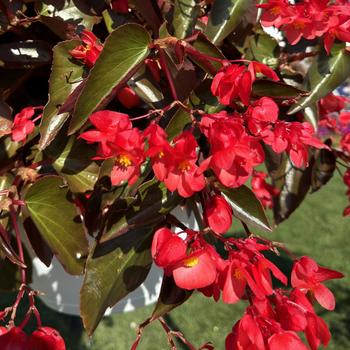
<box><xmin>251</xmin><ymin>171</ymin><xmax>279</xmax><ymax>209</ymax></box>
<box><xmin>343</xmin><ymin>169</ymin><xmax>350</xmax><ymax>216</ymax></box>
<box><xmin>152</xmin><ymin>226</ymin><xmax>343</xmax><ymax>350</ymax></box>
<box><xmin>0</xmin><ymin>326</ymin><xmax>65</xmax><ymax>350</ymax></box>
<box><xmin>258</xmin><ymin>0</ymin><xmax>350</xmax><ymax>53</ymax></box>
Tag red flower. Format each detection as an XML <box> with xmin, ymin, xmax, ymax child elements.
<box><xmin>11</xmin><ymin>106</ymin><xmax>42</xmax><ymax>143</ymax></box>
<box><xmin>258</xmin><ymin>0</ymin><xmax>294</xmax><ymax>28</ymax></box>
<box><xmin>117</xmin><ymin>87</ymin><xmax>141</xmax><ymax>109</ymax></box>
<box><xmin>204</xmin><ymin>194</ymin><xmax>232</xmax><ymax>234</ymax></box>
<box><xmin>319</xmin><ymin>93</ymin><xmax>347</xmax><ymax>116</ymax></box>
<box><xmin>162</xmin><ymin>131</ymin><xmax>206</xmax><ymax>198</ymax></box>
<box><xmin>109</xmin><ymin>128</ymin><xmax>145</xmax><ymax>186</ymax></box>
<box><xmin>80</xmin><ymin>110</ymin><xmax>132</xmax><ymax>158</ymax></box>
<box><xmin>262</xmin><ymin>121</ymin><xmax>328</xmax><ymax>168</ymax></box>
<box><xmin>225</xmin><ymin>314</ymin><xmax>265</xmax><ymax>350</ymax></box>
<box><xmin>251</xmin><ymin>171</ymin><xmax>279</xmax><ymax>209</ymax></box>
<box><xmin>291</xmin><ymin>256</ymin><xmax>344</xmax><ymax>310</ymax></box>
<box><xmin>341</xmin><ymin>133</ymin><xmax>350</xmax><ymax>154</ymax></box>
<box><xmin>70</xmin><ymin>30</ymin><xmax>103</xmax><ymax>68</ymax></box>
<box><xmin>29</xmin><ymin>327</ymin><xmax>66</xmax><ymax>350</ymax></box>
<box><xmin>0</xmin><ymin>327</ymin><xmax>28</xmax><ymax>350</ymax></box>
<box><xmin>200</xmin><ymin>115</ymin><xmax>264</xmax><ymax>188</ymax></box>
<box><xmin>111</xmin><ymin>0</ymin><xmax>129</xmax><ymax>13</ymax></box>
<box><xmin>151</xmin><ymin>228</ymin><xmax>217</xmax><ymax>290</ymax></box>
<box><xmin>268</xmin><ymin>331</ymin><xmax>309</xmax><ymax>350</ymax></box>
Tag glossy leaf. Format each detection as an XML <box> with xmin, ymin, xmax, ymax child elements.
<box><xmin>151</xmin><ymin>275</ymin><xmax>192</xmax><ymax>320</ymax></box>
<box><xmin>288</xmin><ymin>47</ymin><xmax>350</xmax><ymax>114</ymax></box>
<box><xmin>37</xmin><ymin>0</ymin><xmax>99</xmax><ymax>39</ymax></box>
<box><xmin>51</xmin><ymin>137</ymin><xmax>99</xmax><ymax>193</ymax></box>
<box><xmin>273</xmin><ymin>158</ymin><xmax>313</xmax><ymax>224</ymax></box>
<box><xmin>69</xmin><ymin>24</ymin><xmax>151</xmax><ymax>134</ymax></box>
<box><xmin>217</xmin><ymin>184</ymin><xmax>271</xmax><ymax>232</ymax></box>
<box><xmin>172</xmin><ymin>0</ymin><xmax>200</xmax><ymax>39</ymax></box>
<box><xmin>245</xmin><ymin>32</ymin><xmax>279</xmax><ymax>63</ymax></box>
<box><xmin>24</xmin><ymin>176</ymin><xmax>88</xmax><ymax>275</ymax></box>
<box><xmin>253</xmin><ymin>80</ymin><xmax>308</xmax><ymax>99</ymax></box>
<box><xmin>39</xmin><ymin>40</ymin><xmax>85</xmax><ymax>150</ymax></box>
<box><xmin>166</xmin><ymin>107</ymin><xmax>192</xmax><ymax>141</ymax></box>
<box><xmin>311</xmin><ymin>146</ymin><xmax>336</xmax><ymax>193</ymax></box>
<box><xmin>101</xmin><ymin>180</ymin><xmax>180</xmax><ymax>243</ymax></box>
<box><xmin>80</xmin><ymin>227</ymin><xmax>153</xmax><ymax>335</ymax></box>
<box><xmin>205</xmin><ymin>0</ymin><xmax>253</xmax><ymax>45</ymax></box>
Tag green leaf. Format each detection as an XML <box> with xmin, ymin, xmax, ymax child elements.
<box><xmin>24</xmin><ymin>176</ymin><xmax>88</xmax><ymax>275</ymax></box>
<box><xmin>39</xmin><ymin>40</ymin><xmax>85</xmax><ymax>150</ymax></box>
<box><xmin>37</xmin><ymin>0</ymin><xmax>99</xmax><ymax>39</ymax></box>
<box><xmin>245</xmin><ymin>32</ymin><xmax>279</xmax><ymax>64</ymax></box>
<box><xmin>253</xmin><ymin>80</ymin><xmax>308</xmax><ymax>99</ymax></box>
<box><xmin>151</xmin><ymin>275</ymin><xmax>192</xmax><ymax>320</ymax></box>
<box><xmin>205</xmin><ymin>0</ymin><xmax>253</xmax><ymax>45</ymax></box>
<box><xmin>51</xmin><ymin>137</ymin><xmax>99</xmax><ymax>193</ymax></box>
<box><xmin>165</xmin><ymin>107</ymin><xmax>192</xmax><ymax>141</ymax></box>
<box><xmin>172</xmin><ymin>0</ymin><xmax>200</xmax><ymax>39</ymax></box>
<box><xmin>288</xmin><ymin>47</ymin><xmax>350</xmax><ymax>114</ymax></box>
<box><xmin>273</xmin><ymin>158</ymin><xmax>313</xmax><ymax>225</ymax></box>
<box><xmin>69</xmin><ymin>24</ymin><xmax>151</xmax><ymax>134</ymax></box>
<box><xmin>80</xmin><ymin>227</ymin><xmax>153</xmax><ymax>335</ymax></box>
<box><xmin>217</xmin><ymin>184</ymin><xmax>271</xmax><ymax>232</ymax></box>
<box><xmin>101</xmin><ymin>180</ymin><xmax>180</xmax><ymax>243</ymax></box>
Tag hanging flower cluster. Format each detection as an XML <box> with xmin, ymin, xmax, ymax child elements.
<box><xmin>258</xmin><ymin>0</ymin><xmax>350</xmax><ymax>53</ymax></box>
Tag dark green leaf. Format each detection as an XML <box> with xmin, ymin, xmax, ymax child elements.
<box><xmin>80</xmin><ymin>227</ymin><xmax>153</xmax><ymax>335</ymax></box>
<box><xmin>151</xmin><ymin>275</ymin><xmax>192</xmax><ymax>320</ymax></box>
<box><xmin>253</xmin><ymin>80</ymin><xmax>308</xmax><ymax>99</ymax></box>
<box><xmin>69</xmin><ymin>24</ymin><xmax>151</xmax><ymax>134</ymax></box>
<box><xmin>190</xmin><ymin>79</ymin><xmax>222</xmax><ymax>113</ymax></box>
<box><xmin>205</xmin><ymin>0</ymin><xmax>253</xmax><ymax>45</ymax></box>
<box><xmin>23</xmin><ymin>176</ymin><xmax>88</xmax><ymax>275</ymax></box>
<box><xmin>288</xmin><ymin>47</ymin><xmax>350</xmax><ymax>114</ymax></box>
<box><xmin>102</xmin><ymin>8</ymin><xmax>130</xmax><ymax>33</ymax></box>
<box><xmin>165</xmin><ymin>107</ymin><xmax>192</xmax><ymax>141</ymax></box>
<box><xmin>172</xmin><ymin>0</ymin><xmax>200</xmax><ymax>39</ymax></box>
<box><xmin>245</xmin><ymin>32</ymin><xmax>279</xmax><ymax>63</ymax></box>
<box><xmin>51</xmin><ymin>137</ymin><xmax>99</xmax><ymax>193</ymax></box>
<box><xmin>39</xmin><ymin>40</ymin><xmax>85</xmax><ymax>150</ymax></box>
<box><xmin>217</xmin><ymin>184</ymin><xmax>271</xmax><ymax>232</ymax></box>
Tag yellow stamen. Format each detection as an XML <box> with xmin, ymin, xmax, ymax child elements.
<box><xmin>294</xmin><ymin>21</ymin><xmax>305</xmax><ymax>30</ymax></box>
<box><xmin>158</xmin><ymin>151</ymin><xmax>165</xmax><ymax>159</ymax></box>
<box><xmin>117</xmin><ymin>154</ymin><xmax>132</xmax><ymax>168</ymax></box>
<box><xmin>233</xmin><ymin>269</ymin><xmax>244</xmax><ymax>280</ymax></box>
<box><xmin>270</xmin><ymin>6</ymin><xmax>280</xmax><ymax>15</ymax></box>
<box><xmin>183</xmin><ymin>256</ymin><xmax>199</xmax><ymax>268</ymax></box>
<box><xmin>178</xmin><ymin>161</ymin><xmax>191</xmax><ymax>172</ymax></box>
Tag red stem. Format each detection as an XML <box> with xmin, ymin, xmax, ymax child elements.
<box><xmin>158</xmin><ymin>48</ymin><xmax>178</xmax><ymax>101</ymax></box>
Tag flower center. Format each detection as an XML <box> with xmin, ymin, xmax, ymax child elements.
<box><xmin>178</xmin><ymin>160</ymin><xmax>191</xmax><ymax>172</ymax></box>
<box><xmin>158</xmin><ymin>151</ymin><xmax>165</xmax><ymax>159</ymax></box>
<box><xmin>233</xmin><ymin>269</ymin><xmax>244</xmax><ymax>280</ymax></box>
<box><xmin>183</xmin><ymin>256</ymin><xmax>199</xmax><ymax>268</ymax></box>
<box><xmin>270</xmin><ymin>6</ymin><xmax>280</xmax><ymax>15</ymax></box>
<box><xmin>117</xmin><ymin>154</ymin><xmax>132</xmax><ymax>168</ymax></box>
<box><xmin>294</xmin><ymin>21</ymin><xmax>305</xmax><ymax>30</ymax></box>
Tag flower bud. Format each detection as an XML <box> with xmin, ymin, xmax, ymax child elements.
<box><xmin>204</xmin><ymin>195</ymin><xmax>232</xmax><ymax>234</ymax></box>
<box><xmin>117</xmin><ymin>87</ymin><xmax>141</xmax><ymax>109</ymax></box>
<box><xmin>0</xmin><ymin>327</ymin><xmax>28</xmax><ymax>350</ymax></box>
<box><xmin>29</xmin><ymin>327</ymin><xmax>66</xmax><ymax>350</ymax></box>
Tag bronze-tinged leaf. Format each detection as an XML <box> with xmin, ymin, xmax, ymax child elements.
<box><xmin>39</xmin><ymin>40</ymin><xmax>85</xmax><ymax>150</ymax></box>
<box><xmin>80</xmin><ymin>227</ymin><xmax>153</xmax><ymax>335</ymax></box>
<box><xmin>151</xmin><ymin>275</ymin><xmax>192</xmax><ymax>320</ymax></box>
<box><xmin>253</xmin><ymin>80</ymin><xmax>308</xmax><ymax>99</ymax></box>
<box><xmin>217</xmin><ymin>183</ymin><xmax>271</xmax><ymax>232</ymax></box>
<box><xmin>69</xmin><ymin>24</ymin><xmax>151</xmax><ymax>134</ymax></box>
<box><xmin>288</xmin><ymin>46</ymin><xmax>350</xmax><ymax>114</ymax></box>
<box><xmin>172</xmin><ymin>0</ymin><xmax>200</xmax><ymax>39</ymax></box>
<box><xmin>311</xmin><ymin>146</ymin><xmax>336</xmax><ymax>193</ymax></box>
<box><xmin>205</xmin><ymin>0</ymin><xmax>253</xmax><ymax>45</ymax></box>
<box><xmin>273</xmin><ymin>158</ymin><xmax>313</xmax><ymax>225</ymax></box>
<box><xmin>23</xmin><ymin>176</ymin><xmax>88</xmax><ymax>275</ymax></box>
